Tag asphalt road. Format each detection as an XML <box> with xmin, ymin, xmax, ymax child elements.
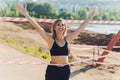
<box><xmin>0</xmin><ymin>43</ymin><xmax>46</xmax><ymax>80</ymax></box>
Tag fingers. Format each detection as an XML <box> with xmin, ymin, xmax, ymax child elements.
<box><xmin>16</xmin><ymin>3</ymin><xmax>27</xmax><ymax>16</ymax></box>
<box><xmin>16</xmin><ymin>4</ymin><xmax>23</xmax><ymax>12</ymax></box>
<box><xmin>90</xmin><ymin>6</ymin><xmax>99</xmax><ymax>18</ymax></box>
<box><xmin>16</xmin><ymin>3</ymin><xmax>24</xmax><ymax>12</ymax></box>
<box><xmin>94</xmin><ymin>6</ymin><xmax>99</xmax><ymax>15</ymax></box>
<box><xmin>16</xmin><ymin>3</ymin><xmax>22</xmax><ymax>11</ymax></box>
<box><xmin>16</xmin><ymin>3</ymin><xmax>23</xmax><ymax>9</ymax></box>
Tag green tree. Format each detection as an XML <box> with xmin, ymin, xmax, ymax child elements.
<box><xmin>40</xmin><ymin>3</ymin><xmax>58</xmax><ymax>18</ymax></box>
<box><xmin>0</xmin><ymin>8</ymin><xmax>4</xmax><ymax>16</ymax></box>
<box><xmin>58</xmin><ymin>9</ymin><xmax>75</xmax><ymax>19</ymax></box>
<box><xmin>102</xmin><ymin>13</ymin><xmax>110</xmax><ymax>20</ymax></box>
<box><xmin>26</xmin><ymin>2</ymin><xmax>37</xmax><ymax>16</ymax></box>
<box><xmin>77</xmin><ymin>8</ymin><xmax>88</xmax><ymax>20</ymax></box>
<box><xmin>110</xmin><ymin>16</ymin><xmax>116</xmax><ymax>20</ymax></box>
<box><xmin>26</xmin><ymin>2</ymin><xmax>58</xmax><ymax>18</ymax></box>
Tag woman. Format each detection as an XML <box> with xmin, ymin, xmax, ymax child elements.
<box><xmin>16</xmin><ymin>3</ymin><xmax>98</xmax><ymax>80</ymax></box>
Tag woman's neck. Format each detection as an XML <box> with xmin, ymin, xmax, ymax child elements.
<box><xmin>56</xmin><ymin>34</ymin><xmax>64</xmax><ymax>40</ymax></box>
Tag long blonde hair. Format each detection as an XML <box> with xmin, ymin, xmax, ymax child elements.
<box><xmin>51</xmin><ymin>18</ymin><xmax>67</xmax><ymax>39</ymax></box>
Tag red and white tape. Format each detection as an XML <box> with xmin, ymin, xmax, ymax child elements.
<box><xmin>0</xmin><ymin>50</ymin><xmax>119</xmax><ymax>66</ymax></box>
<box><xmin>70</xmin><ymin>51</ymin><xmax>120</xmax><ymax>66</ymax></box>
<box><xmin>0</xmin><ymin>17</ymin><xmax>55</xmax><ymax>23</ymax></box>
<box><xmin>94</xmin><ymin>62</ymin><xmax>120</xmax><ymax>66</ymax></box>
<box><xmin>73</xmin><ymin>46</ymin><xmax>120</xmax><ymax>50</ymax></box>
<box><xmin>1</xmin><ymin>17</ymin><xmax>120</xmax><ymax>24</ymax></box>
<box><xmin>0</xmin><ymin>60</ymin><xmax>47</xmax><ymax>65</ymax></box>
<box><xmin>0</xmin><ymin>46</ymin><xmax>119</xmax><ymax>66</ymax></box>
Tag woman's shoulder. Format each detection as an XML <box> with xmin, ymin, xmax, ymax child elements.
<box><xmin>64</xmin><ymin>36</ymin><xmax>70</xmax><ymax>44</ymax></box>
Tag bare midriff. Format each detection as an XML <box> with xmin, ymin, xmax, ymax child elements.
<box><xmin>51</xmin><ymin>56</ymin><xmax>68</xmax><ymax>64</ymax></box>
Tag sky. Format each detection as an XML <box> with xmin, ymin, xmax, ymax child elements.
<box><xmin>0</xmin><ymin>0</ymin><xmax>120</xmax><ymax>8</ymax></box>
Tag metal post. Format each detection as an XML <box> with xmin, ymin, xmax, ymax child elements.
<box><xmin>96</xmin><ymin>31</ymin><xmax>120</xmax><ymax>67</ymax></box>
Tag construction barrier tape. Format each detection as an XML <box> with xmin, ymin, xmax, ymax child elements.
<box><xmin>1</xmin><ymin>17</ymin><xmax>120</xmax><ymax>24</ymax></box>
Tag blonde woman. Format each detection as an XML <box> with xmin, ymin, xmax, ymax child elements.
<box><xmin>16</xmin><ymin>3</ymin><xmax>98</xmax><ymax>80</ymax></box>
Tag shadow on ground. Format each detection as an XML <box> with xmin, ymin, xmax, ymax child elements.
<box><xmin>70</xmin><ymin>65</ymin><xmax>95</xmax><ymax>78</ymax></box>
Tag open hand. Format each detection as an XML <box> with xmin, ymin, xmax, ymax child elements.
<box><xmin>93</xmin><ymin>7</ymin><xmax>99</xmax><ymax>17</ymax></box>
<box><xmin>16</xmin><ymin>3</ymin><xmax>28</xmax><ymax>16</ymax></box>
<box><xmin>89</xmin><ymin>7</ymin><xmax>99</xmax><ymax>20</ymax></box>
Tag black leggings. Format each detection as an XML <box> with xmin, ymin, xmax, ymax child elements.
<box><xmin>45</xmin><ymin>65</ymin><xmax>70</xmax><ymax>80</ymax></box>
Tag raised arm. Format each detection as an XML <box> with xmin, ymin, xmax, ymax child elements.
<box><xmin>16</xmin><ymin>3</ymin><xmax>53</xmax><ymax>47</ymax></box>
<box><xmin>66</xmin><ymin>7</ymin><xmax>98</xmax><ymax>42</ymax></box>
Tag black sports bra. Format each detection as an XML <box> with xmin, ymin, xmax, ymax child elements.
<box><xmin>50</xmin><ymin>40</ymin><xmax>69</xmax><ymax>56</ymax></box>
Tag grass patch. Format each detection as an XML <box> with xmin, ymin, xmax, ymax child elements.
<box><xmin>23</xmin><ymin>45</ymin><xmax>50</xmax><ymax>61</ymax></box>
<box><xmin>0</xmin><ymin>36</ymin><xmax>50</xmax><ymax>61</ymax></box>
<box><xmin>0</xmin><ymin>36</ymin><xmax>4</xmax><ymax>40</ymax></box>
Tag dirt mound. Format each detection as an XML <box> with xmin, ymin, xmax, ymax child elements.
<box><xmin>68</xmin><ymin>29</ymin><xmax>120</xmax><ymax>51</ymax></box>
<box><xmin>74</xmin><ymin>31</ymin><xmax>116</xmax><ymax>45</ymax></box>
<box><xmin>0</xmin><ymin>21</ymin><xmax>49</xmax><ymax>53</ymax></box>
<box><xmin>12</xmin><ymin>21</ymin><xmax>52</xmax><ymax>32</ymax></box>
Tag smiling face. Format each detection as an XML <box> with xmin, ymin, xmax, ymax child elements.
<box><xmin>51</xmin><ymin>18</ymin><xmax>67</xmax><ymax>39</ymax></box>
<box><xmin>54</xmin><ymin>21</ymin><xmax>66</xmax><ymax>34</ymax></box>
